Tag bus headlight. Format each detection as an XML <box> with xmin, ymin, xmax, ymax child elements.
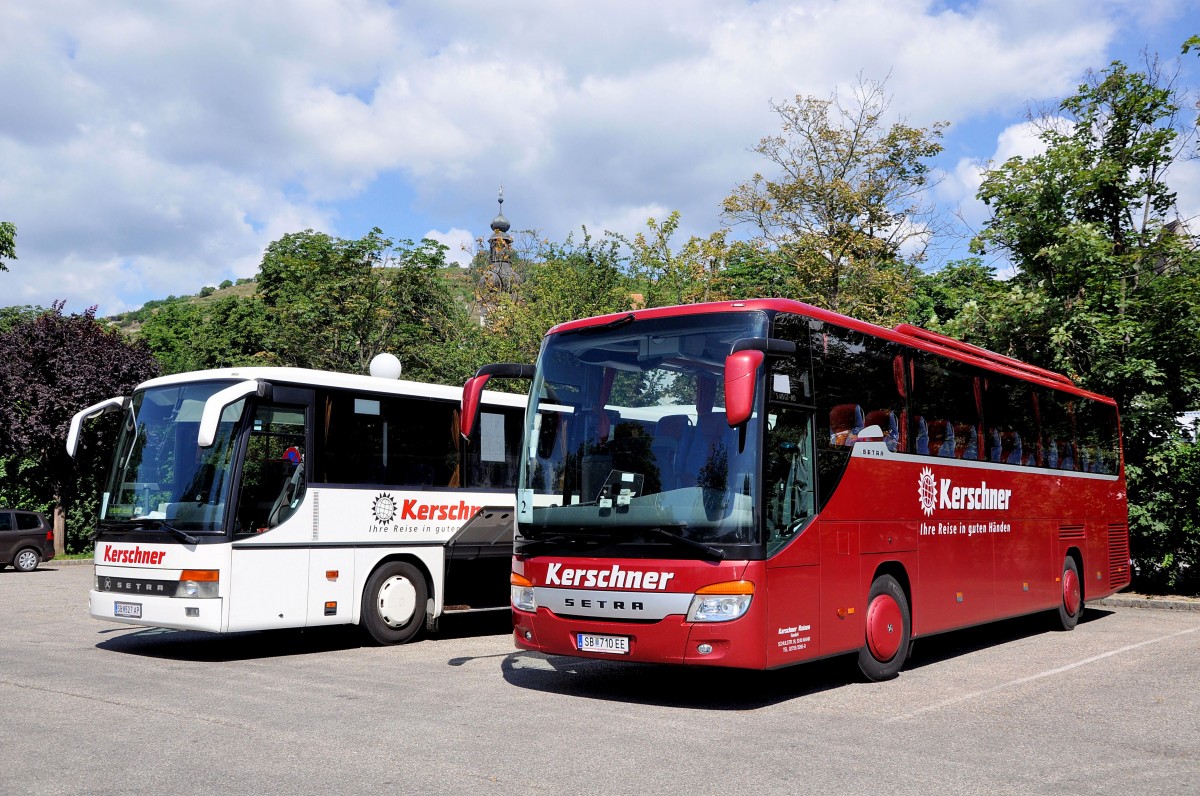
<box><xmin>511</xmin><ymin>572</ymin><xmax>536</xmax><ymax>613</ymax></box>
<box><xmin>686</xmin><ymin>580</ymin><xmax>754</xmax><ymax>622</ymax></box>
<box><xmin>175</xmin><ymin>569</ymin><xmax>219</xmax><ymax>599</ymax></box>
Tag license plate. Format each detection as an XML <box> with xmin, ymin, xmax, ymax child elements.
<box><xmin>114</xmin><ymin>601</ymin><xmax>142</xmax><ymax>618</ymax></box>
<box><xmin>576</xmin><ymin>633</ymin><xmax>630</xmax><ymax>655</ymax></box>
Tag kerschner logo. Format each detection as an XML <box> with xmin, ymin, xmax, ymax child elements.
<box><xmin>918</xmin><ymin>467</ymin><xmax>1012</xmax><ymax>515</ymax></box>
<box><xmin>372</xmin><ymin>494</ymin><xmax>396</xmax><ymax>523</ymax></box>
<box><xmin>918</xmin><ymin>467</ymin><xmax>937</xmax><ymax>516</ymax></box>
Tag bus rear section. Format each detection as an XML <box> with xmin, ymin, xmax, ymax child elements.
<box><xmin>472</xmin><ymin>300</ymin><xmax>1128</xmax><ymax>677</ymax></box>
<box><xmin>73</xmin><ymin>365</ymin><xmax>525</xmax><ymax>644</ymax></box>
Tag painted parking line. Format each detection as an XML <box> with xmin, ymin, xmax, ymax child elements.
<box><xmin>888</xmin><ymin>625</ymin><xmax>1200</xmax><ymax>723</ymax></box>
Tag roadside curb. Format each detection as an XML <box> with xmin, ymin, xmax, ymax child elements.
<box><xmin>1094</xmin><ymin>595</ymin><xmax>1200</xmax><ymax>612</ymax></box>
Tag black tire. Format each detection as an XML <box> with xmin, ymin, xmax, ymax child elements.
<box><xmin>12</xmin><ymin>548</ymin><xmax>41</xmax><ymax>573</ymax></box>
<box><xmin>361</xmin><ymin>561</ymin><xmax>428</xmax><ymax>645</ymax></box>
<box><xmin>1055</xmin><ymin>556</ymin><xmax>1083</xmax><ymax>631</ymax></box>
<box><xmin>858</xmin><ymin>574</ymin><xmax>911</xmax><ymax>682</ymax></box>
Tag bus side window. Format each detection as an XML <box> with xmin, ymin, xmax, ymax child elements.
<box><xmin>465</xmin><ymin>405</ymin><xmax>525</xmax><ymax>489</ymax></box>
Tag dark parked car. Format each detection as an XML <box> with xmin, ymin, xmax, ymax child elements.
<box><xmin>0</xmin><ymin>509</ymin><xmax>55</xmax><ymax>572</ymax></box>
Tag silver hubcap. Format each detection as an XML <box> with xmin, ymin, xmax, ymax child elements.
<box><xmin>376</xmin><ymin>575</ymin><xmax>417</xmax><ymax>628</ymax></box>
<box><xmin>15</xmin><ymin>550</ymin><xmax>37</xmax><ymax>571</ymax></box>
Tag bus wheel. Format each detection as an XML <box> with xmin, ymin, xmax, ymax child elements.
<box><xmin>858</xmin><ymin>574</ymin><xmax>911</xmax><ymax>682</ymax></box>
<box><xmin>362</xmin><ymin>561</ymin><xmax>427</xmax><ymax>645</ymax></box>
<box><xmin>1055</xmin><ymin>556</ymin><xmax>1082</xmax><ymax>631</ymax></box>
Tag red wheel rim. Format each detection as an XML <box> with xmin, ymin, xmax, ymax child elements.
<box><xmin>866</xmin><ymin>593</ymin><xmax>903</xmax><ymax>661</ymax></box>
<box><xmin>1062</xmin><ymin>567</ymin><xmax>1081</xmax><ymax>617</ymax></box>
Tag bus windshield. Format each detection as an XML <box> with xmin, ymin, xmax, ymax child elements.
<box><xmin>101</xmin><ymin>381</ymin><xmax>247</xmax><ymax>535</ymax></box>
<box><xmin>517</xmin><ymin>311</ymin><xmax>769</xmax><ymax>556</ymax></box>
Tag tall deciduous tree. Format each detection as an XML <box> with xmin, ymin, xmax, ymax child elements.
<box><xmin>0</xmin><ymin>303</ymin><xmax>160</xmax><ymax>553</ymax></box>
<box><xmin>971</xmin><ymin>59</ymin><xmax>1199</xmax><ymax>456</ymax></box>
<box><xmin>138</xmin><ymin>295</ymin><xmax>269</xmax><ymax>374</ymax></box>
<box><xmin>722</xmin><ymin>78</ymin><xmax>946</xmax><ymax>324</ymax></box>
<box><xmin>256</xmin><ymin>228</ymin><xmax>477</xmax><ymax>384</ymax></box>
<box><xmin>611</xmin><ymin>212</ymin><xmax>728</xmax><ymax>307</ymax></box>
<box><xmin>967</xmin><ymin>58</ymin><xmax>1200</xmax><ymax>589</ymax></box>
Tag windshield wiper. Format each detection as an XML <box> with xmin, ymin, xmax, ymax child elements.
<box><xmin>643</xmin><ymin>526</ymin><xmax>725</xmax><ymax>561</ymax></box>
<box><xmin>93</xmin><ymin>519</ymin><xmax>200</xmax><ymax>544</ymax></box>
<box><xmin>156</xmin><ymin>521</ymin><xmax>199</xmax><ymax>545</ymax></box>
<box><xmin>515</xmin><ymin>533</ymin><xmax>597</xmax><ymax>555</ymax></box>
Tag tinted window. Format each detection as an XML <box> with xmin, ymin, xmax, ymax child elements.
<box><xmin>910</xmin><ymin>354</ymin><xmax>982</xmax><ymax>461</ymax></box>
<box><xmin>0</xmin><ymin>513</ymin><xmax>12</xmax><ymax>531</ymax></box>
<box><xmin>982</xmin><ymin>375</ymin><xmax>1038</xmax><ymax>466</ymax></box>
<box><xmin>813</xmin><ymin>324</ymin><xmax>906</xmax><ymax>453</ymax></box>
<box><xmin>15</xmin><ymin>513</ymin><xmax>42</xmax><ymax>531</ymax></box>
<box><xmin>316</xmin><ymin>391</ymin><xmax>459</xmax><ymax>488</ymax></box>
<box><xmin>463</xmin><ymin>405</ymin><xmax>523</xmax><ymax>489</ymax></box>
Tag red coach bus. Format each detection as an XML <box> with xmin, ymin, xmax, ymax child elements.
<box><xmin>461</xmin><ymin>300</ymin><xmax>1129</xmax><ymax>679</ymax></box>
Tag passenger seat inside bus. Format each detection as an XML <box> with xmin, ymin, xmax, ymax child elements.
<box><xmin>829</xmin><ymin>404</ymin><xmax>864</xmax><ymax>446</ymax></box>
<box><xmin>927</xmin><ymin>420</ymin><xmax>955</xmax><ymax>457</ymax></box>
<box><xmin>954</xmin><ymin>424</ymin><xmax>979</xmax><ymax>460</ymax></box>
<box><xmin>681</xmin><ymin>411</ymin><xmax>730</xmax><ymax>486</ymax></box>
<box><xmin>863</xmin><ymin>409</ymin><xmax>899</xmax><ymax>452</ymax></box>
<box><xmin>651</xmin><ymin>414</ymin><xmax>691</xmax><ymax>487</ymax></box>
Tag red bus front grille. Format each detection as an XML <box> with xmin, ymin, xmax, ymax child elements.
<box><xmin>1108</xmin><ymin>523</ymin><xmax>1130</xmax><ymax>588</ymax></box>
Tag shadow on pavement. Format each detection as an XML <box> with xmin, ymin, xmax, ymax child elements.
<box><xmin>96</xmin><ymin>608</ymin><xmax>513</xmax><ymax>662</ymax></box>
<box><xmin>493</xmin><ymin>606</ymin><xmax>1116</xmax><ymax>710</ymax></box>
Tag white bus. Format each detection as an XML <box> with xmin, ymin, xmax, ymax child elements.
<box><xmin>67</xmin><ymin>361</ymin><xmax>525</xmax><ymax>644</ymax></box>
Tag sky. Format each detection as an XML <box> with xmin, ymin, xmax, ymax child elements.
<box><xmin>2</xmin><ymin>0</ymin><xmax>1199</xmax><ymax>316</ymax></box>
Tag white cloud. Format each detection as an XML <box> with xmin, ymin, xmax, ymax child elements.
<box><xmin>1</xmin><ymin>0</ymin><xmax>1197</xmax><ymax>314</ymax></box>
<box><xmin>424</xmin><ymin>227</ymin><xmax>478</xmax><ymax>268</ymax></box>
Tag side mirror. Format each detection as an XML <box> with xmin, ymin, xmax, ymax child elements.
<box><xmin>460</xmin><ymin>363</ymin><xmax>535</xmax><ymax>441</ymax></box>
<box><xmin>724</xmin><ymin>349</ymin><xmax>764</xmax><ymax>427</ymax></box>
<box><xmin>66</xmin><ymin>396</ymin><xmax>126</xmax><ymax>458</ymax></box>
<box><xmin>460</xmin><ymin>374</ymin><xmax>491</xmax><ymax>440</ymax></box>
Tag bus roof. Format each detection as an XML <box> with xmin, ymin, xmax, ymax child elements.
<box><xmin>545</xmin><ymin>299</ymin><xmax>1115</xmax><ymax>406</ymax></box>
<box><xmin>133</xmin><ymin>367</ymin><xmax>527</xmax><ymax>408</ymax></box>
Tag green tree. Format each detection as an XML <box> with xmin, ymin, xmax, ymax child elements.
<box><xmin>722</xmin><ymin>78</ymin><xmax>946</xmax><ymax>324</ymax></box>
<box><xmin>972</xmin><ymin>60</ymin><xmax>1199</xmax><ymax>456</ymax></box>
<box><xmin>968</xmin><ymin>59</ymin><xmax>1200</xmax><ymax>589</ymax></box>
<box><xmin>0</xmin><ymin>304</ymin><xmax>160</xmax><ymax>553</ymax></box>
<box><xmin>610</xmin><ymin>212</ymin><xmax>728</xmax><ymax>307</ymax></box>
<box><xmin>1127</xmin><ymin>434</ymin><xmax>1200</xmax><ymax>593</ymax></box>
<box><xmin>138</xmin><ymin>295</ymin><xmax>269</xmax><ymax>374</ymax></box>
<box><xmin>0</xmin><ymin>221</ymin><xmax>14</xmax><ymax>271</ymax></box>
<box><xmin>257</xmin><ymin>228</ymin><xmax>477</xmax><ymax>383</ymax></box>
<box><xmin>485</xmin><ymin>229</ymin><xmax>633</xmax><ymax>363</ymax></box>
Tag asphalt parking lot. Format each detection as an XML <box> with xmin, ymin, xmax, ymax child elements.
<box><xmin>2</xmin><ymin>564</ymin><xmax>1197</xmax><ymax>796</ymax></box>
